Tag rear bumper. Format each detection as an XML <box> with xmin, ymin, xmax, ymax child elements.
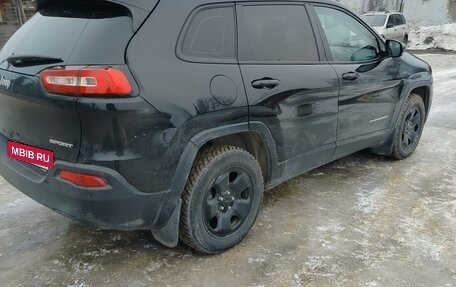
<box><xmin>0</xmin><ymin>134</ymin><xmax>167</xmax><ymax>231</ymax></box>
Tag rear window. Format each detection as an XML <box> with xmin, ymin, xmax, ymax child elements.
<box><xmin>0</xmin><ymin>2</ymin><xmax>133</xmax><ymax>72</ymax></box>
<box><xmin>361</xmin><ymin>15</ymin><xmax>387</xmax><ymax>27</ymax></box>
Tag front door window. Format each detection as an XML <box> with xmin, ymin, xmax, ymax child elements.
<box><xmin>315</xmin><ymin>6</ymin><xmax>380</xmax><ymax>62</ymax></box>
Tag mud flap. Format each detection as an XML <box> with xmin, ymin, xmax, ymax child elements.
<box><xmin>151</xmin><ymin>199</ymin><xmax>181</xmax><ymax>248</ymax></box>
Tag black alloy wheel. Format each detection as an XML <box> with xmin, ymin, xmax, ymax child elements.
<box><xmin>180</xmin><ymin>145</ymin><xmax>264</xmax><ymax>253</ymax></box>
<box><xmin>401</xmin><ymin>106</ymin><xmax>422</xmax><ymax>152</ymax></box>
<box><xmin>203</xmin><ymin>168</ymin><xmax>254</xmax><ymax>237</ymax></box>
<box><xmin>391</xmin><ymin>94</ymin><xmax>426</xmax><ymax>160</ymax></box>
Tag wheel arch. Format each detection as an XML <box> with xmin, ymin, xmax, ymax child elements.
<box><xmin>397</xmin><ymin>81</ymin><xmax>432</xmax><ymax>125</ymax></box>
<box><xmin>151</xmin><ymin>122</ymin><xmax>278</xmax><ymax>247</ymax></box>
<box><xmin>192</xmin><ymin>122</ymin><xmax>278</xmax><ymax>182</ymax></box>
<box><xmin>200</xmin><ymin>132</ymin><xmax>270</xmax><ymax>180</ymax></box>
<box><xmin>410</xmin><ymin>85</ymin><xmax>431</xmax><ymax>120</ymax></box>
<box><xmin>372</xmin><ymin>82</ymin><xmax>432</xmax><ymax>156</ymax></box>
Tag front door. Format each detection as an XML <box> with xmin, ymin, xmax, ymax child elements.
<box><xmin>237</xmin><ymin>3</ymin><xmax>340</xmax><ymax>178</ymax></box>
<box><xmin>385</xmin><ymin>14</ymin><xmax>400</xmax><ymax>40</ymax></box>
<box><xmin>312</xmin><ymin>5</ymin><xmax>402</xmax><ymax>157</ymax></box>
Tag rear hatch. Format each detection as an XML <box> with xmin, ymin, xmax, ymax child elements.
<box><xmin>0</xmin><ymin>1</ymin><xmax>156</xmax><ymax>163</ymax></box>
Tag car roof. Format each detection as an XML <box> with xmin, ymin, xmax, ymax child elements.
<box><xmin>109</xmin><ymin>0</ymin><xmax>344</xmax><ymax>4</ymax></box>
<box><xmin>127</xmin><ymin>0</ymin><xmax>347</xmax><ymax>11</ymax></box>
<box><xmin>158</xmin><ymin>0</ymin><xmax>343</xmax><ymax>4</ymax></box>
<box><xmin>234</xmin><ymin>0</ymin><xmax>337</xmax><ymax>2</ymax></box>
<box><xmin>362</xmin><ymin>11</ymin><xmax>403</xmax><ymax>15</ymax></box>
<box><xmin>36</xmin><ymin>0</ymin><xmax>345</xmax><ymax>12</ymax></box>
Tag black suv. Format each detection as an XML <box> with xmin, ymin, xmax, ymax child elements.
<box><xmin>0</xmin><ymin>0</ymin><xmax>432</xmax><ymax>253</ymax></box>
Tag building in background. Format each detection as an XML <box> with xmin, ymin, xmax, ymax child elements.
<box><xmin>338</xmin><ymin>0</ymin><xmax>456</xmax><ymax>27</ymax></box>
<box><xmin>0</xmin><ymin>0</ymin><xmax>34</xmax><ymax>47</ymax></box>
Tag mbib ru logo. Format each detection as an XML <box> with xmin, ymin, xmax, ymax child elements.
<box><xmin>10</xmin><ymin>146</ymin><xmax>51</xmax><ymax>163</ymax></box>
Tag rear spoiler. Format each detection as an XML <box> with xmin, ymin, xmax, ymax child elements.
<box><xmin>34</xmin><ymin>0</ymin><xmax>159</xmax><ymax>12</ymax></box>
<box><xmin>33</xmin><ymin>0</ymin><xmax>160</xmax><ymax>31</ymax></box>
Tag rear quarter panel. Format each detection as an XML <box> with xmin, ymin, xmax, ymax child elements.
<box><xmin>126</xmin><ymin>0</ymin><xmax>249</xmax><ymax>141</ymax></box>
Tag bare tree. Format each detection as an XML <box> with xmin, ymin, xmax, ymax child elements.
<box><xmin>450</xmin><ymin>0</ymin><xmax>456</xmax><ymax>21</ymax></box>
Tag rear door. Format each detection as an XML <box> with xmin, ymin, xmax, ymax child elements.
<box><xmin>0</xmin><ymin>1</ymin><xmax>146</xmax><ymax>162</ymax></box>
<box><xmin>311</xmin><ymin>5</ymin><xmax>402</xmax><ymax>157</ymax></box>
<box><xmin>237</xmin><ymin>3</ymin><xmax>339</xmax><ymax>176</ymax></box>
<box><xmin>385</xmin><ymin>15</ymin><xmax>396</xmax><ymax>40</ymax></box>
<box><xmin>394</xmin><ymin>14</ymin><xmax>407</xmax><ymax>40</ymax></box>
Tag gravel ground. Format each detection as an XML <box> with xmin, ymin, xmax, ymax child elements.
<box><xmin>0</xmin><ymin>53</ymin><xmax>455</xmax><ymax>287</ymax></box>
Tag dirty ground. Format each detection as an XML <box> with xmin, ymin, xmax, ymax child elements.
<box><xmin>0</xmin><ymin>53</ymin><xmax>455</xmax><ymax>287</ymax></box>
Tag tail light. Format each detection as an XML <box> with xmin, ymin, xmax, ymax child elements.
<box><xmin>59</xmin><ymin>170</ymin><xmax>109</xmax><ymax>189</ymax></box>
<box><xmin>41</xmin><ymin>67</ymin><xmax>132</xmax><ymax>97</ymax></box>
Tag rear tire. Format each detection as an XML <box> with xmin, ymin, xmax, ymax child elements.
<box><xmin>403</xmin><ymin>34</ymin><xmax>408</xmax><ymax>45</ymax></box>
<box><xmin>179</xmin><ymin>145</ymin><xmax>264</xmax><ymax>254</ymax></box>
<box><xmin>390</xmin><ymin>94</ymin><xmax>426</xmax><ymax>160</ymax></box>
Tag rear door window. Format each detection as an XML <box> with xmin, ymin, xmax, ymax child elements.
<box><xmin>238</xmin><ymin>5</ymin><xmax>319</xmax><ymax>63</ymax></box>
<box><xmin>394</xmin><ymin>14</ymin><xmax>404</xmax><ymax>25</ymax></box>
<box><xmin>387</xmin><ymin>15</ymin><xmax>396</xmax><ymax>27</ymax></box>
<box><xmin>179</xmin><ymin>6</ymin><xmax>236</xmax><ymax>62</ymax></box>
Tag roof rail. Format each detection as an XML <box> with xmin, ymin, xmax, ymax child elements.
<box><xmin>363</xmin><ymin>10</ymin><xmax>401</xmax><ymax>15</ymax></box>
<box><xmin>364</xmin><ymin>10</ymin><xmax>399</xmax><ymax>14</ymax></box>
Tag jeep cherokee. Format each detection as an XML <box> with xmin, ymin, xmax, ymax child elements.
<box><xmin>0</xmin><ymin>0</ymin><xmax>433</xmax><ymax>253</ymax></box>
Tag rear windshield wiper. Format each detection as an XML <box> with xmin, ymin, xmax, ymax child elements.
<box><xmin>6</xmin><ymin>55</ymin><xmax>63</xmax><ymax>67</ymax></box>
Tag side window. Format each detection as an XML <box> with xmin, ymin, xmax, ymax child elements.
<box><xmin>315</xmin><ymin>6</ymin><xmax>380</xmax><ymax>62</ymax></box>
<box><xmin>387</xmin><ymin>15</ymin><xmax>396</xmax><ymax>27</ymax></box>
<box><xmin>180</xmin><ymin>6</ymin><xmax>235</xmax><ymax>61</ymax></box>
<box><xmin>395</xmin><ymin>15</ymin><xmax>404</xmax><ymax>25</ymax></box>
<box><xmin>239</xmin><ymin>5</ymin><xmax>319</xmax><ymax>62</ymax></box>
<box><xmin>400</xmin><ymin>15</ymin><xmax>406</xmax><ymax>25</ymax></box>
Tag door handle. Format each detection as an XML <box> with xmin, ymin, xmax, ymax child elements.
<box><xmin>251</xmin><ymin>78</ymin><xmax>280</xmax><ymax>89</ymax></box>
<box><xmin>342</xmin><ymin>72</ymin><xmax>359</xmax><ymax>81</ymax></box>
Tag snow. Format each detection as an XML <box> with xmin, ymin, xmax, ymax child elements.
<box><xmin>409</xmin><ymin>24</ymin><xmax>456</xmax><ymax>51</ymax></box>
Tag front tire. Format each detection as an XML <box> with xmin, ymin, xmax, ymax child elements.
<box><xmin>180</xmin><ymin>145</ymin><xmax>264</xmax><ymax>254</ymax></box>
<box><xmin>390</xmin><ymin>94</ymin><xmax>426</xmax><ymax>160</ymax></box>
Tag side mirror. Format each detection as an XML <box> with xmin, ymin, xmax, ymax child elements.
<box><xmin>386</xmin><ymin>40</ymin><xmax>404</xmax><ymax>58</ymax></box>
<box><xmin>386</xmin><ymin>23</ymin><xmax>394</xmax><ymax>29</ymax></box>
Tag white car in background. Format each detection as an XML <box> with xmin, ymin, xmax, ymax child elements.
<box><xmin>361</xmin><ymin>11</ymin><xmax>409</xmax><ymax>44</ymax></box>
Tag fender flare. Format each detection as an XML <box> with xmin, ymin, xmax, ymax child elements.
<box><xmin>151</xmin><ymin>121</ymin><xmax>278</xmax><ymax>247</ymax></box>
<box><xmin>374</xmin><ymin>79</ymin><xmax>432</xmax><ymax>156</ymax></box>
